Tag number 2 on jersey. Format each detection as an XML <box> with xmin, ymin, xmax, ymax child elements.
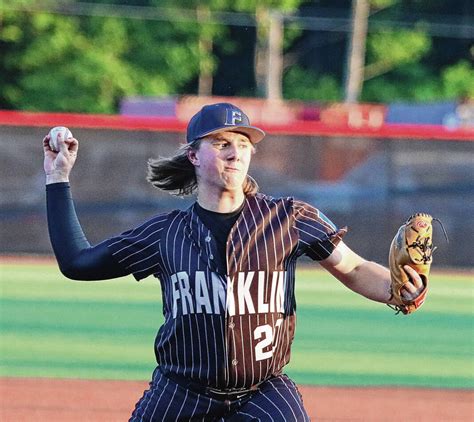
<box><xmin>253</xmin><ymin>318</ymin><xmax>283</xmax><ymax>361</ymax></box>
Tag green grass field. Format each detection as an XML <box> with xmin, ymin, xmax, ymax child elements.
<box><xmin>1</xmin><ymin>262</ymin><xmax>472</xmax><ymax>389</ymax></box>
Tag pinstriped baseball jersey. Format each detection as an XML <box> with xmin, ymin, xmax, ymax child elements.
<box><xmin>108</xmin><ymin>193</ymin><xmax>342</xmax><ymax>390</ymax></box>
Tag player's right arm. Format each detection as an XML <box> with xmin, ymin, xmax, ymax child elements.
<box><xmin>43</xmin><ymin>132</ymin><xmax>129</xmax><ymax>281</ymax></box>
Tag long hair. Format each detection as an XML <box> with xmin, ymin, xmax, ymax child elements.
<box><xmin>147</xmin><ymin>140</ymin><xmax>259</xmax><ymax>197</ymax></box>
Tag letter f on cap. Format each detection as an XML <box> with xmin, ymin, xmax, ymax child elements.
<box><xmin>226</xmin><ymin>109</ymin><xmax>243</xmax><ymax>125</ymax></box>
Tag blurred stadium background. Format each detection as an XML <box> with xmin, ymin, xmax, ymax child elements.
<box><xmin>1</xmin><ymin>1</ymin><xmax>472</xmax><ymax>268</ymax></box>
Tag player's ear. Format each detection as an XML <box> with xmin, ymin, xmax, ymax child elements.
<box><xmin>187</xmin><ymin>148</ymin><xmax>200</xmax><ymax>166</ymax></box>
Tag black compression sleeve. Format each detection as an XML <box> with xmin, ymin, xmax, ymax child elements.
<box><xmin>46</xmin><ymin>183</ymin><xmax>128</xmax><ymax>280</ymax></box>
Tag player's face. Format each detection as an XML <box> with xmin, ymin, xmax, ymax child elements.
<box><xmin>191</xmin><ymin>132</ymin><xmax>254</xmax><ymax>192</ymax></box>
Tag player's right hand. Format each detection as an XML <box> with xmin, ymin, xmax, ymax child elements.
<box><xmin>43</xmin><ymin>132</ymin><xmax>79</xmax><ymax>185</ymax></box>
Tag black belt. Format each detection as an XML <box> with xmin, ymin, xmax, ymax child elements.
<box><xmin>162</xmin><ymin>370</ymin><xmax>261</xmax><ymax>401</ymax></box>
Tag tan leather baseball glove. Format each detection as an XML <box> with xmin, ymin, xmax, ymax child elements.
<box><xmin>388</xmin><ymin>213</ymin><xmax>443</xmax><ymax>315</ymax></box>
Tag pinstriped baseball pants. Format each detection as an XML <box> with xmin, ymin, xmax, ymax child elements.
<box><xmin>129</xmin><ymin>368</ymin><xmax>310</xmax><ymax>421</ymax></box>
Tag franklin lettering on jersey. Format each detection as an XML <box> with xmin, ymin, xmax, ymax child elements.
<box><xmin>170</xmin><ymin>270</ymin><xmax>287</xmax><ymax>318</ymax></box>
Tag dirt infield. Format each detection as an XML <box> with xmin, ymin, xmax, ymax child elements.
<box><xmin>1</xmin><ymin>377</ymin><xmax>472</xmax><ymax>421</ymax></box>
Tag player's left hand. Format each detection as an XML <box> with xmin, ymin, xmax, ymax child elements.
<box><xmin>400</xmin><ymin>265</ymin><xmax>424</xmax><ymax>301</ymax></box>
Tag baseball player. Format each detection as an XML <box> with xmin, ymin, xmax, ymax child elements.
<box><xmin>43</xmin><ymin>103</ymin><xmax>424</xmax><ymax>421</ymax></box>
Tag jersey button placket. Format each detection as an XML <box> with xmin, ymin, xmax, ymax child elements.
<box><xmin>204</xmin><ymin>234</ymin><xmax>217</xmax><ymax>270</ymax></box>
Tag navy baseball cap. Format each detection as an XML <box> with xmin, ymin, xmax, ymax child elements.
<box><xmin>186</xmin><ymin>103</ymin><xmax>265</xmax><ymax>144</ymax></box>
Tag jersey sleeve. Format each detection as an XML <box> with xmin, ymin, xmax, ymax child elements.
<box><xmin>293</xmin><ymin>200</ymin><xmax>347</xmax><ymax>261</ymax></box>
<box><xmin>107</xmin><ymin>213</ymin><xmax>170</xmax><ymax>281</ymax></box>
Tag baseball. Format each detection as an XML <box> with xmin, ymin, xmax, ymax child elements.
<box><xmin>48</xmin><ymin>126</ymin><xmax>73</xmax><ymax>152</ymax></box>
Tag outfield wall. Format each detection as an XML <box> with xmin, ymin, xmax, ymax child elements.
<box><xmin>1</xmin><ymin>111</ymin><xmax>473</xmax><ymax>267</ymax></box>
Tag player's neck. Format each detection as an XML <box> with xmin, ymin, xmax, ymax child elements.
<box><xmin>197</xmin><ymin>188</ymin><xmax>245</xmax><ymax>213</ymax></box>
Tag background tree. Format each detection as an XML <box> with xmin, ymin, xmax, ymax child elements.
<box><xmin>0</xmin><ymin>0</ymin><xmax>472</xmax><ymax>111</ymax></box>
<box><xmin>282</xmin><ymin>0</ymin><xmax>473</xmax><ymax>103</ymax></box>
<box><xmin>0</xmin><ymin>0</ymin><xmax>214</xmax><ymax>112</ymax></box>
<box><xmin>219</xmin><ymin>0</ymin><xmax>304</xmax><ymax>98</ymax></box>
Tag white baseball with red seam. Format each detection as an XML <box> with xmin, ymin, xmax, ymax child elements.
<box><xmin>48</xmin><ymin>126</ymin><xmax>73</xmax><ymax>152</ymax></box>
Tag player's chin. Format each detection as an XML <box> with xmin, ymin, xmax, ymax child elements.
<box><xmin>222</xmin><ymin>177</ymin><xmax>246</xmax><ymax>191</ymax></box>
<box><xmin>222</xmin><ymin>172</ymin><xmax>244</xmax><ymax>183</ymax></box>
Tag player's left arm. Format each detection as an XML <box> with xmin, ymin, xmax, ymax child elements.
<box><xmin>319</xmin><ymin>241</ymin><xmax>423</xmax><ymax>304</ymax></box>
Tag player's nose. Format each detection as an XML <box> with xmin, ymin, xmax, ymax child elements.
<box><xmin>225</xmin><ymin>143</ymin><xmax>240</xmax><ymax>161</ymax></box>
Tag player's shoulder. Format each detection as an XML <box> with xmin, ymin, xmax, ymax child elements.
<box><xmin>251</xmin><ymin>192</ymin><xmax>314</xmax><ymax>211</ymax></box>
<box><xmin>134</xmin><ymin>209</ymin><xmax>185</xmax><ymax>231</ymax></box>
<box><xmin>148</xmin><ymin>209</ymin><xmax>182</xmax><ymax>222</ymax></box>
<box><xmin>251</xmin><ymin>192</ymin><xmax>294</xmax><ymax>206</ymax></box>
<box><xmin>292</xmin><ymin>198</ymin><xmax>317</xmax><ymax>212</ymax></box>
<box><xmin>291</xmin><ymin>198</ymin><xmax>338</xmax><ymax>232</ymax></box>
<box><xmin>246</xmin><ymin>193</ymin><xmax>299</xmax><ymax>219</ymax></box>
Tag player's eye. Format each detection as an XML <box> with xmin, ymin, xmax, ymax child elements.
<box><xmin>213</xmin><ymin>141</ymin><xmax>229</xmax><ymax>148</ymax></box>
